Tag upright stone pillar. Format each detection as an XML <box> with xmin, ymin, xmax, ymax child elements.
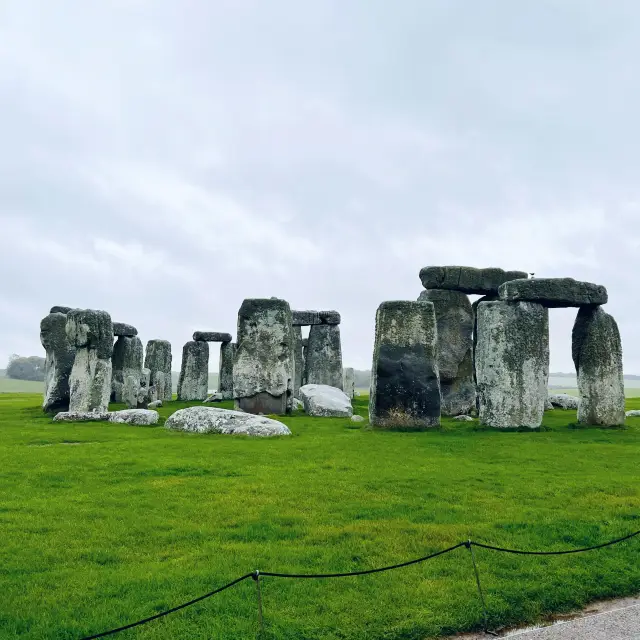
<box><xmin>369</xmin><ymin>301</ymin><xmax>440</xmax><ymax>428</ymax></box>
<box><xmin>66</xmin><ymin>309</ymin><xmax>114</xmax><ymax>413</ymax></box>
<box><xmin>476</xmin><ymin>301</ymin><xmax>549</xmax><ymax>428</ymax></box>
<box><xmin>233</xmin><ymin>298</ymin><xmax>294</xmax><ymax>415</ymax></box>
<box><xmin>572</xmin><ymin>306</ymin><xmax>625</xmax><ymax>426</ymax></box>
<box><xmin>40</xmin><ymin>311</ymin><xmax>75</xmax><ymax>412</ymax></box>
<box><xmin>218</xmin><ymin>341</ymin><xmax>235</xmax><ymax>400</ymax></box>
<box><xmin>343</xmin><ymin>367</ymin><xmax>355</xmax><ymax>399</ymax></box>
<box><xmin>306</xmin><ymin>324</ymin><xmax>343</xmax><ymax>389</ymax></box>
<box><xmin>292</xmin><ymin>326</ymin><xmax>303</xmax><ymax>398</ymax></box>
<box><xmin>112</xmin><ymin>336</ymin><xmax>144</xmax><ymax>407</ymax></box>
<box><xmin>301</xmin><ymin>339</ymin><xmax>309</xmax><ymax>386</ymax></box>
<box><xmin>144</xmin><ymin>340</ymin><xmax>173</xmax><ymax>402</ymax></box>
<box><xmin>177</xmin><ymin>341</ymin><xmax>209</xmax><ymax>401</ymax></box>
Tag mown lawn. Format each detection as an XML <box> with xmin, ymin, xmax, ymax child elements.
<box><xmin>0</xmin><ymin>393</ymin><xmax>638</xmax><ymax>639</ymax></box>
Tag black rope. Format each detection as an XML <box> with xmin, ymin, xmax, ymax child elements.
<box><xmin>79</xmin><ymin>573</ymin><xmax>254</xmax><ymax>639</ymax></box>
<box><xmin>471</xmin><ymin>529</ymin><xmax>640</xmax><ymax>555</ymax></box>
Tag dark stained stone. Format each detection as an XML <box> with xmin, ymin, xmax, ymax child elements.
<box><xmin>419</xmin><ymin>266</ymin><xmax>529</xmax><ymax>295</ymax></box>
<box><xmin>50</xmin><ymin>306</ymin><xmax>72</xmax><ymax>314</ymax></box>
<box><xmin>319</xmin><ymin>310</ymin><xmax>341</xmax><ymax>325</ymax></box>
<box><xmin>499</xmin><ymin>278</ymin><xmax>608</xmax><ymax>308</ymax></box>
<box><xmin>193</xmin><ymin>331</ymin><xmax>233</xmax><ymax>343</ymax></box>
<box><xmin>40</xmin><ymin>312</ymin><xmax>76</xmax><ymax>412</ymax></box>
<box><xmin>113</xmin><ymin>322</ymin><xmax>138</xmax><ymax>337</ymax></box>
<box><xmin>292</xmin><ymin>310</ymin><xmax>321</xmax><ymax>326</ymax></box>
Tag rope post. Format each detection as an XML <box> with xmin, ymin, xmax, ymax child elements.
<box><xmin>465</xmin><ymin>540</ymin><xmax>497</xmax><ymax>636</ymax></box>
<box><xmin>252</xmin><ymin>570</ymin><xmax>264</xmax><ymax>638</ymax></box>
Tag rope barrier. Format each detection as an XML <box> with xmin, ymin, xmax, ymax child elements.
<box><xmin>77</xmin><ymin>528</ymin><xmax>639</xmax><ymax>639</ymax></box>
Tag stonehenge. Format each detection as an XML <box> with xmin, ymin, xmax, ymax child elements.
<box><xmin>193</xmin><ymin>331</ymin><xmax>232</xmax><ymax>343</ymax></box>
<box><xmin>419</xmin><ymin>266</ymin><xmax>529</xmax><ymax>295</ymax></box>
<box><xmin>144</xmin><ymin>340</ymin><xmax>172</xmax><ymax>403</ymax></box>
<box><xmin>499</xmin><ymin>278</ymin><xmax>608</xmax><ymax>307</ymax></box>
<box><xmin>113</xmin><ymin>322</ymin><xmax>138</xmax><ymax>337</ymax></box>
<box><xmin>111</xmin><ymin>334</ymin><xmax>144</xmax><ymax>408</ymax></box>
<box><xmin>369</xmin><ymin>301</ymin><xmax>440</xmax><ymax>428</ymax></box>
<box><xmin>292</xmin><ymin>326</ymin><xmax>304</xmax><ymax>398</ymax></box>
<box><xmin>177</xmin><ymin>340</ymin><xmax>209</xmax><ymax>401</ymax></box>
<box><xmin>40</xmin><ymin>310</ymin><xmax>76</xmax><ymax>412</ymax></box>
<box><xmin>218</xmin><ymin>341</ymin><xmax>236</xmax><ymax>400</ymax></box>
<box><xmin>343</xmin><ymin>367</ymin><xmax>355</xmax><ymax>399</ymax></box>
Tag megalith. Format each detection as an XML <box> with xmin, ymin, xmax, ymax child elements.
<box><xmin>369</xmin><ymin>301</ymin><xmax>440</xmax><ymax>428</ymax></box>
<box><xmin>66</xmin><ymin>309</ymin><xmax>114</xmax><ymax>413</ymax></box>
<box><xmin>475</xmin><ymin>301</ymin><xmax>549</xmax><ymax>429</ymax></box>
<box><xmin>112</xmin><ymin>335</ymin><xmax>144</xmax><ymax>407</ymax></box>
<box><xmin>292</xmin><ymin>326</ymin><xmax>303</xmax><ymax>398</ymax></box>
<box><xmin>343</xmin><ymin>367</ymin><xmax>355</xmax><ymax>399</ymax></box>
<box><xmin>218</xmin><ymin>341</ymin><xmax>235</xmax><ymax>400</ymax></box>
<box><xmin>305</xmin><ymin>324</ymin><xmax>343</xmax><ymax>389</ymax></box>
<box><xmin>40</xmin><ymin>311</ymin><xmax>76</xmax><ymax>412</ymax></box>
<box><xmin>144</xmin><ymin>340</ymin><xmax>172</xmax><ymax>402</ymax></box>
<box><xmin>301</xmin><ymin>338</ymin><xmax>309</xmax><ymax>386</ymax></box>
<box><xmin>572</xmin><ymin>306</ymin><xmax>625</xmax><ymax>426</ymax></box>
<box><xmin>177</xmin><ymin>341</ymin><xmax>209</xmax><ymax>401</ymax></box>
<box><xmin>418</xmin><ymin>289</ymin><xmax>475</xmax><ymax>415</ymax></box>
<box><xmin>233</xmin><ymin>298</ymin><xmax>294</xmax><ymax>414</ymax></box>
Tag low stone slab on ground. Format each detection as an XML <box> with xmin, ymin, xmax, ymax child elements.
<box><xmin>351</xmin><ymin>415</ymin><xmax>364</xmax><ymax>423</ymax></box>
<box><xmin>165</xmin><ymin>406</ymin><xmax>291</xmax><ymax>436</ymax></box>
<box><xmin>625</xmin><ymin>410</ymin><xmax>640</xmax><ymax>417</ymax></box>
<box><xmin>147</xmin><ymin>400</ymin><xmax>162</xmax><ymax>409</ymax></box>
<box><xmin>204</xmin><ymin>392</ymin><xmax>224</xmax><ymax>402</ymax></box>
<box><xmin>108</xmin><ymin>409</ymin><xmax>159</xmax><ymax>425</ymax></box>
<box><xmin>548</xmin><ymin>394</ymin><xmax>580</xmax><ymax>410</ymax></box>
<box><xmin>299</xmin><ymin>384</ymin><xmax>353</xmax><ymax>417</ymax></box>
<box><xmin>419</xmin><ymin>266</ymin><xmax>528</xmax><ymax>295</ymax></box>
<box><xmin>193</xmin><ymin>331</ymin><xmax>233</xmax><ymax>343</ymax></box>
<box><xmin>53</xmin><ymin>411</ymin><xmax>110</xmax><ymax>422</ymax></box>
<box><xmin>453</xmin><ymin>415</ymin><xmax>474</xmax><ymax>421</ymax></box>
<box><xmin>499</xmin><ymin>277</ymin><xmax>608</xmax><ymax>307</ymax></box>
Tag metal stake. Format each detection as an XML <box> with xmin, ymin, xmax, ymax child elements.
<box><xmin>466</xmin><ymin>541</ymin><xmax>497</xmax><ymax>636</ymax></box>
<box><xmin>252</xmin><ymin>570</ymin><xmax>264</xmax><ymax>638</ymax></box>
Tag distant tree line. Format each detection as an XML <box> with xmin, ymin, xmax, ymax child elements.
<box><xmin>5</xmin><ymin>355</ymin><xmax>46</xmax><ymax>382</ymax></box>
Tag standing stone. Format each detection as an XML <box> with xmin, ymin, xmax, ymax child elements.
<box><xmin>233</xmin><ymin>298</ymin><xmax>294</xmax><ymax>414</ymax></box>
<box><xmin>301</xmin><ymin>338</ymin><xmax>309</xmax><ymax>386</ymax></box>
<box><xmin>144</xmin><ymin>340</ymin><xmax>172</xmax><ymax>403</ymax></box>
<box><xmin>292</xmin><ymin>326</ymin><xmax>303</xmax><ymax>398</ymax></box>
<box><xmin>218</xmin><ymin>341</ymin><xmax>235</xmax><ymax>400</ymax></box>
<box><xmin>418</xmin><ymin>289</ymin><xmax>475</xmax><ymax>415</ymax></box>
<box><xmin>177</xmin><ymin>341</ymin><xmax>209</xmax><ymax>401</ymax></box>
<box><xmin>343</xmin><ymin>367</ymin><xmax>355</xmax><ymax>399</ymax></box>
<box><xmin>369</xmin><ymin>301</ymin><xmax>440</xmax><ymax>428</ymax></box>
<box><xmin>305</xmin><ymin>324</ymin><xmax>343</xmax><ymax>389</ymax></box>
<box><xmin>572</xmin><ymin>307</ymin><xmax>625</xmax><ymax>426</ymax></box>
<box><xmin>475</xmin><ymin>301</ymin><xmax>549</xmax><ymax>429</ymax></box>
<box><xmin>66</xmin><ymin>309</ymin><xmax>114</xmax><ymax>413</ymax></box>
<box><xmin>112</xmin><ymin>336</ymin><xmax>144</xmax><ymax>407</ymax></box>
<box><xmin>40</xmin><ymin>311</ymin><xmax>75</xmax><ymax>412</ymax></box>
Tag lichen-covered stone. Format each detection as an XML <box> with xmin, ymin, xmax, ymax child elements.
<box><xmin>625</xmin><ymin>410</ymin><xmax>640</xmax><ymax>418</ymax></box>
<box><xmin>499</xmin><ymin>278</ymin><xmax>608</xmax><ymax>308</ymax></box>
<box><xmin>53</xmin><ymin>410</ymin><xmax>110</xmax><ymax>422</ymax></box>
<box><xmin>351</xmin><ymin>414</ymin><xmax>364</xmax><ymax>423</ymax></box>
<box><xmin>419</xmin><ymin>266</ymin><xmax>529</xmax><ymax>295</ymax></box>
<box><xmin>50</xmin><ymin>305</ymin><xmax>72</xmax><ymax>314</ymax></box>
<box><xmin>144</xmin><ymin>340</ymin><xmax>172</xmax><ymax>402</ymax></box>
<box><xmin>476</xmin><ymin>301</ymin><xmax>549</xmax><ymax>429</ymax></box>
<box><xmin>453</xmin><ymin>414</ymin><xmax>474</xmax><ymax>422</ymax></box>
<box><xmin>113</xmin><ymin>322</ymin><xmax>138</xmax><ymax>337</ymax></box>
<box><xmin>165</xmin><ymin>406</ymin><xmax>291</xmax><ymax>436</ymax></box>
<box><xmin>218</xmin><ymin>341</ymin><xmax>235</xmax><ymax>400</ymax></box>
<box><xmin>369</xmin><ymin>301</ymin><xmax>441</xmax><ymax>428</ymax></box>
<box><xmin>572</xmin><ymin>307</ymin><xmax>625</xmax><ymax>426</ymax></box>
<box><xmin>292</xmin><ymin>326</ymin><xmax>304</xmax><ymax>398</ymax></box>
<box><xmin>66</xmin><ymin>309</ymin><xmax>114</xmax><ymax>360</ymax></box>
<box><xmin>108</xmin><ymin>409</ymin><xmax>159</xmax><ymax>425</ymax></box>
<box><xmin>305</xmin><ymin>324</ymin><xmax>343</xmax><ymax>389</ymax></box>
<box><xmin>418</xmin><ymin>289</ymin><xmax>475</xmax><ymax>415</ymax></box>
<box><xmin>233</xmin><ymin>298</ymin><xmax>294</xmax><ymax>415</ymax></box>
<box><xmin>343</xmin><ymin>367</ymin><xmax>355</xmax><ymax>399</ymax></box>
<box><xmin>193</xmin><ymin>331</ymin><xmax>233</xmax><ymax>343</ymax></box>
<box><xmin>111</xmin><ymin>336</ymin><xmax>143</xmax><ymax>406</ymax></box>
<box><xmin>147</xmin><ymin>400</ymin><xmax>162</xmax><ymax>409</ymax></box>
<box><xmin>319</xmin><ymin>310</ymin><xmax>341</xmax><ymax>325</ymax></box>
<box><xmin>40</xmin><ymin>312</ymin><xmax>75</xmax><ymax>412</ymax></box>
<box><xmin>292</xmin><ymin>310</ymin><xmax>321</xmax><ymax>326</ymax></box>
<box><xmin>177</xmin><ymin>341</ymin><xmax>209</xmax><ymax>401</ymax></box>
<box><xmin>548</xmin><ymin>393</ymin><xmax>580</xmax><ymax>410</ymax></box>
<box><xmin>299</xmin><ymin>384</ymin><xmax>353</xmax><ymax>417</ymax></box>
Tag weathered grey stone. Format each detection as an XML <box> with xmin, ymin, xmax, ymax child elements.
<box><xmin>218</xmin><ymin>341</ymin><xmax>235</xmax><ymax>400</ymax></box>
<box><xmin>476</xmin><ymin>301</ymin><xmax>549</xmax><ymax>428</ymax></box>
<box><xmin>418</xmin><ymin>289</ymin><xmax>475</xmax><ymax>416</ymax></box>
<box><xmin>50</xmin><ymin>305</ymin><xmax>72</xmax><ymax>314</ymax></box>
<box><xmin>453</xmin><ymin>414</ymin><xmax>474</xmax><ymax>421</ymax></box>
<box><xmin>66</xmin><ymin>309</ymin><xmax>114</xmax><ymax>413</ymax></box>
<box><xmin>193</xmin><ymin>331</ymin><xmax>233</xmax><ymax>343</ymax></box>
<box><xmin>177</xmin><ymin>341</ymin><xmax>209</xmax><ymax>401</ymax></box>
<box><xmin>165</xmin><ymin>406</ymin><xmax>291</xmax><ymax>436</ymax></box>
<box><xmin>204</xmin><ymin>392</ymin><xmax>224</xmax><ymax>403</ymax></box>
<box><xmin>302</xmin><ymin>339</ymin><xmax>309</xmax><ymax>386</ymax></box>
<box><xmin>144</xmin><ymin>340</ymin><xmax>172</xmax><ymax>402</ymax></box>
<box><xmin>53</xmin><ymin>410</ymin><xmax>110</xmax><ymax>422</ymax></box>
<box><xmin>319</xmin><ymin>310</ymin><xmax>341</xmax><ymax>325</ymax></box>
<box><xmin>113</xmin><ymin>322</ymin><xmax>138</xmax><ymax>337</ymax></box>
<box><xmin>292</xmin><ymin>310</ymin><xmax>321</xmax><ymax>326</ymax></box>
<box><xmin>233</xmin><ymin>298</ymin><xmax>294</xmax><ymax>415</ymax></box>
<box><xmin>292</xmin><ymin>326</ymin><xmax>304</xmax><ymax>398</ymax></box>
<box><xmin>351</xmin><ymin>414</ymin><xmax>364</xmax><ymax>423</ymax></box>
<box><xmin>499</xmin><ymin>278</ymin><xmax>608</xmax><ymax>308</ymax></box>
<box><xmin>625</xmin><ymin>410</ymin><xmax>640</xmax><ymax>418</ymax></box>
<box><xmin>40</xmin><ymin>312</ymin><xmax>75</xmax><ymax>412</ymax></box>
<box><xmin>573</xmin><ymin>307</ymin><xmax>625</xmax><ymax>426</ymax></box>
<box><xmin>369</xmin><ymin>301</ymin><xmax>440</xmax><ymax>428</ymax></box>
<box><xmin>111</xmin><ymin>336</ymin><xmax>143</xmax><ymax>406</ymax></box>
<box><xmin>147</xmin><ymin>400</ymin><xmax>162</xmax><ymax>409</ymax></box>
<box><xmin>545</xmin><ymin>398</ymin><xmax>554</xmax><ymax>411</ymax></box>
<box><xmin>108</xmin><ymin>409</ymin><xmax>159</xmax><ymax>425</ymax></box>
<box><xmin>548</xmin><ymin>393</ymin><xmax>580</xmax><ymax>410</ymax></box>
<box><xmin>305</xmin><ymin>324</ymin><xmax>343</xmax><ymax>389</ymax></box>
<box><xmin>342</xmin><ymin>367</ymin><xmax>355</xmax><ymax>399</ymax></box>
<box><xmin>419</xmin><ymin>266</ymin><xmax>529</xmax><ymax>295</ymax></box>
<box><xmin>292</xmin><ymin>398</ymin><xmax>304</xmax><ymax>411</ymax></box>
<box><xmin>299</xmin><ymin>384</ymin><xmax>353</xmax><ymax>417</ymax></box>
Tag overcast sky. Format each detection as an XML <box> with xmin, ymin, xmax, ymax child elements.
<box><xmin>1</xmin><ymin>0</ymin><xmax>640</xmax><ymax>373</ymax></box>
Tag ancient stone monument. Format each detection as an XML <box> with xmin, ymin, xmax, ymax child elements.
<box><xmin>188</xmin><ymin>331</ymin><xmax>234</xmax><ymax>401</ymax></box>
<box><xmin>66</xmin><ymin>309</ymin><xmax>114</xmax><ymax>413</ymax></box>
<box><xmin>233</xmin><ymin>298</ymin><xmax>294</xmax><ymax>414</ymax></box>
<box><xmin>177</xmin><ymin>340</ymin><xmax>209</xmax><ymax>401</ymax></box>
<box><xmin>369</xmin><ymin>300</ymin><xmax>440</xmax><ymax>428</ymax></box>
<box><xmin>292</xmin><ymin>325</ymin><xmax>304</xmax><ymax>398</ymax></box>
<box><xmin>144</xmin><ymin>340</ymin><xmax>172</xmax><ymax>403</ymax></box>
<box><xmin>343</xmin><ymin>367</ymin><xmax>355</xmax><ymax>399</ymax></box>
<box><xmin>218</xmin><ymin>341</ymin><xmax>236</xmax><ymax>400</ymax></box>
<box><xmin>112</xmin><ymin>332</ymin><xmax>144</xmax><ymax>408</ymax></box>
<box><xmin>296</xmin><ymin>311</ymin><xmax>343</xmax><ymax>389</ymax></box>
<box><xmin>40</xmin><ymin>309</ymin><xmax>76</xmax><ymax>412</ymax></box>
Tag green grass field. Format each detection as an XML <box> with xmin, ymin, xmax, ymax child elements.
<box><xmin>0</xmin><ymin>394</ymin><xmax>639</xmax><ymax>639</ymax></box>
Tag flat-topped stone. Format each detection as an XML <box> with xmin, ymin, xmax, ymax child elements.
<box><xmin>292</xmin><ymin>310</ymin><xmax>321</xmax><ymax>326</ymax></box>
<box><xmin>113</xmin><ymin>322</ymin><xmax>138</xmax><ymax>337</ymax></box>
<box><xmin>419</xmin><ymin>266</ymin><xmax>528</xmax><ymax>295</ymax></box>
<box><xmin>193</xmin><ymin>331</ymin><xmax>233</xmax><ymax>343</ymax></box>
<box><xmin>53</xmin><ymin>411</ymin><xmax>110</xmax><ymax>422</ymax></box>
<box><xmin>50</xmin><ymin>306</ymin><xmax>72</xmax><ymax>314</ymax></box>
<box><xmin>319</xmin><ymin>310</ymin><xmax>341</xmax><ymax>325</ymax></box>
<box><xmin>108</xmin><ymin>409</ymin><xmax>159</xmax><ymax>425</ymax></box>
<box><xmin>499</xmin><ymin>278</ymin><xmax>608</xmax><ymax>308</ymax></box>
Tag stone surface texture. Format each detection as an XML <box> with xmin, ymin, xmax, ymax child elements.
<box><xmin>108</xmin><ymin>409</ymin><xmax>159</xmax><ymax>425</ymax></box>
<box><xmin>476</xmin><ymin>301</ymin><xmax>549</xmax><ymax>428</ymax></box>
<box><xmin>305</xmin><ymin>324</ymin><xmax>343</xmax><ymax>389</ymax></box>
<box><xmin>351</xmin><ymin>414</ymin><xmax>364</xmax><ymax>423</ymax></box>
<box><xmin>218</xmin><ymin>341</ymin><xmax>235</xmax><ymax>400</ymax></box>
<box><xmin>548</xmin><ymin>393</ymin><xmax>580</xmax><ymax>410</ymax></box>
<box><xmin>369</xmin><ymin>300</ymin><xmax>441</xmax><ymax>428</ymax></box>
<box><xmin>113</xmin><ymin>322</ymin><xmax>138</xmax><ymax>337</ymax></box>
<box><xmin>572</xmin><ymin>307</ymin><xmax>625</xmax><ymax>426</ymax></box>
<box><xmin>292</xmin><ymin>326</ymin><xmax>304</xmax><ymax>398</ymax></box>
<box><xmin>299</xmin><ymin>384</ymin><xmax>353</xmax><ymax>417</ymax></box>
<box><xmin>420</xmin><ymin>266</ymin><xmax>529</xmax><ymax>295</ymax></box>
<box><xmin>53</xmin><ymin>411</ymin><xmax>110</xmax><ymax>422</ymax></box>
<box><xmin>499</xmin><ymin>278</ymin><xmax>608</xmax><ymax>308</ymax></box>
<box><xmin>144</xmin><ymin>340</ymin><xmax>172</xmax><ymax>402</ymax></box>
<box><xmin>177</xmin><ymin>341</ymin><xmax>209</xmax><ymax>401</ymax></box>
<box><xmin>111</xmin><ymin>336</ymin><xmax>143</xmax><ymax>406</ymax></box>
<box><xmin>40</xmin><ymin>311</ymin><xmax>75</xmax><ymax>412</ymax></box>
<box><xmin>193</xmin><ymin>331</ymin><xmax>233</xmax><ymax>343</ymax></box>
<box><xmin>342</xmin><ymin>367</ymin><xmax>355</xmax><ymax>399</ymax></box>
<box><xmin>165</xmin><ymin>406</ymin><xmax>291</xmax><ymax>436</ymax></box>
<box><xmin>319</xmin><ymin>310</ymin><xmax>341</xmax><ymax>325</ymax></box>
<box><xmin>625</xmin><ymin>410</ymin><xmax>640</xmax><ymax>417</ymax></box>
<box><xmin>453</xmin><ymin>415</ymin><xmax>474</xmax><ymax>421</ymax></box>
<box><xmin>233</xmin><ymin>298</ymin><xmax>294</xmax><ymax>414</ymax></box>
<box><xmin>50</xmin><ymin>305</ymin><xmax>72</xmax><ymax>314</ymax></box>
<box><xmin>147</xmin><ymin>400</ymin><xmax>163</xmax><ymax>409</ymax></box>
<box><xmin>418</xmin><ymin>289</ymin><xmax>475</xmax><ymax>415</ymax></box>
<box><xmin>292</xmin><ymin>310</ymin><xmax>321</xmax><ymax>326</ymax></box>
